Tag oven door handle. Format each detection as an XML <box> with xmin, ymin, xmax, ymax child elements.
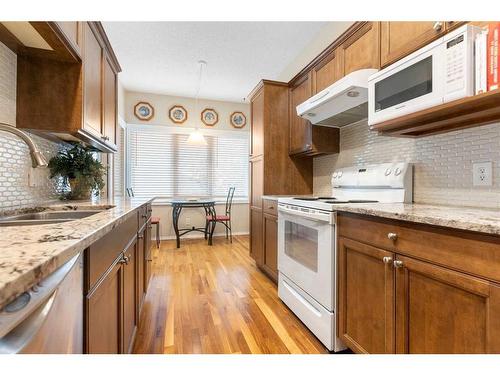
<box><xmin>278</xmin><ymin>205</ymin><xmax>334</xmax><ymax>224</ymax></box>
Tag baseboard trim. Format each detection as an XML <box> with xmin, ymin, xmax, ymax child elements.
<box><xmin>159</xmin><ymin>232</ymin><xmax>249</xmax><ymax>241</ymax></box>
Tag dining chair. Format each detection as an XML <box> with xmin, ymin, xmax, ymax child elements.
<box><xmin>206</xmin><ymin>187</ymin><xmax>235</xmax><ymax>243</ymax></box>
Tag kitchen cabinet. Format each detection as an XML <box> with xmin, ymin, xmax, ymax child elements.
<box><xmin>380</xmin><ymin>21</ymin><xmax>446</xmax><ymax>67</ymax></box>
<box><xmin>85</xmin><ymin>203</ymin><xmax>152</xmax><ymax>354</ymax></box>
<box><xmin>339</xmin><ymin>21</ymin><xmax>380</xmax><ymax>76</ymax></box>
<box><xmin>338</xmin><ymin>237</ymin><xmax>394</xmax><ymax>354</ymax></box>
<box><xmin>248</xmin><ymin>80</ymin><xmax>313</xmax><ymax>273</ymax></box>
<box><xmin>312</xmin><ymin>49</ymin><xmax>342</xmax><ymax>94</ymax></box>
<box><xmin>123</xmin><ymin>239</ymin><xmax>138</xmax><ymax>354</ymax></box>
<box><xmin>338</xmin><ymin>213</ymin><xmax>500</xmax><ymax>354</ymax></box>
<box><xmin>250</xmin><ymin>207</ymin><xmax>264</xmax><ymax>265</ymax></box>
<box><xmin>86</xmin><ymin>260</ymin><xmax>123</xmax><ymax>354</ymax></box>
<box><xmin>5</xmin><ymin>21</ymin><xmax>121</xmax><ymax>153</ymax></box>
<box><xmin>289</xmin><ymin>73</ymin><xmax>340</xmax><ymax>157</ymax></box>
<box><xmin>262</xmin><ymin>210</ymin><xmax>278</xmax><ymax>282</ymax></box>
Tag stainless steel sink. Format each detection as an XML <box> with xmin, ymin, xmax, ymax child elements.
<box><xmin>0</xmin><ymin>210</ymin><xmax>105</xmax><ymax>226</ymax></box>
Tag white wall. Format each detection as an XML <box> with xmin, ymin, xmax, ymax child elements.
<box><xmin>125</xmin><ymin>91</ymin><xmax>250</xmax><ymax>132</ymax></box>
<box><xmin>277</xmin><ymin>22</ymin><xmax>353</xmax><ymax>82</ymax></box>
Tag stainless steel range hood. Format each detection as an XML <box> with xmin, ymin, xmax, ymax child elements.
<box><xmin>296</xmin><ymin>69</ymin><xmax>377</xmax><ymax>127</ymax></box>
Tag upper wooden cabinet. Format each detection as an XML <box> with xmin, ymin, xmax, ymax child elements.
<box><xmin>1</xmin><ymin>21</ymin><xmax>120</xmax><ymax>153</ymax></box>
<box><xmin>339</xmin><ymin>21</ymin><xmax>380</xmax><ymax>75</ymax></box>
<box><xmin>250</xmin><ymin>88</ymin><xmax>265</xmax><ymax>157</ymax></box>
<box><xmin>289</xmin><ymin>73</ymin><xmax>340</xmax><ymax>157</ymax></box>
<box><xmin>380</xmin><ymin>21</ymin><xmax>446</xmax><ymax>67</ymax></box>
<box><xmin>311</xmin><ymin>49</ymin><xmax>342</xmax><ymax>94</ymax></box>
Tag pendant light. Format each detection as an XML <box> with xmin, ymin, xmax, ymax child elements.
<box><xmin>187</xmin><ymin>60</ymin><xmax>208</xmax><ymax>146</ymax></box>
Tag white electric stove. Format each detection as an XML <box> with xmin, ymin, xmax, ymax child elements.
<box><xmin>277</xmin><ymin>162</ymin><xmax>412</xmax><ymax>351</ymax></box>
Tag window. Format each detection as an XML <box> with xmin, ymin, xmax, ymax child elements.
<box><xmin>127</xmin><ymin>126</ymin><xmax>249</xmax><ymax>200</ymax></box>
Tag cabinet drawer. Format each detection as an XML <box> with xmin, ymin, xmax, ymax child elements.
<box><xmin>338</xmin><ymin>213</ymin><xmax>500</xmax><ymax>283</ymax></box>
<box><xmin>263</xmin><ymin>199</ymin><xmax>278</xmax><ymax>216</ymax></box>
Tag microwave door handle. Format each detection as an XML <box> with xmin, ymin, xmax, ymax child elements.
<box><xmin>0</xmin><ymin>290</ymin><xmax>57</xmax><ymax>354</ymax></box>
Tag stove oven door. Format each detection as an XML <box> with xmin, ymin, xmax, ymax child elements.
<box><xmin>277</xmin><ymin>207</ymin><xmax>335</xmax><ymax>310</ymax></box>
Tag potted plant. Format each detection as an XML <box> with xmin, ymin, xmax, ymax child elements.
<box><xmin>48</xmin><ymin>144</ymin><xmax>106</xmax><ymax>200</ymax></box>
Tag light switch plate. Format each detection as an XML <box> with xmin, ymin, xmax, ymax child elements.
<box><xmin>473</xmin><ymin>161</ymin><xmax>492</xmax><ymax>186</ymax></box>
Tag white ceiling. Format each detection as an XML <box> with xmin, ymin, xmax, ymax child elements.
<box><xmin>103</xmin><ymin>22</ymin><xmax>332</xmax><ymax>103</ymax></box>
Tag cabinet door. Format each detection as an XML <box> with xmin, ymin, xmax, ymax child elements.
<box><xmin>338</xmin><ymin>237</ymin><xmax>395</xmax><ymax>353</ymax></box>
<box><xmin>250</xmin><ymin>207</ymin><xmax>264</xmax><ymax>265</ymax></box>
<box><xmin>56</xmin><ymin>21</ymin><xmax>81</xmax><ymax>55</ymax></box>
<box><xmin>312</xmin><ymin>49</ymin><xmax>342</xmax><ymax>94</ymax></box>
<box><xmin>137</xmin><ymin>228</ymin><xmax>145</xmax><ymax>312</ymax></box>
<box><xmin>144</xmin><ymin>221</ymin><xmax>152</xmax><ymax>293</ymax></box>
<box><xmin>86</xmin><ymin>261</ymin><xmax>123</xmax><ymax>354</ymax></box>
<box><xmin>395</xmin><ymin>255</ymin><xmax>500</xmax><ymax>354</ymax></box>
<box><xmin>289</xmin><ymin>73</ymin><xmax>312</xmax><ymax>155</ymax></box>
<box><xmin>123</xmin><ymin>240</ymin><xmax>138</xmax><ymax>353</ymax></box>
<box><xmin>83</xmin><ymin>23</ymin><xmax>103</xmax><ymax>138</ymax></box>
<box><xmin>103</xmin><ymin>55</ymin><xmax>117</xmax><ymax>146</ymax></box>
<box><xmin>250</xmin><ymin>88</ymin><xmax>264</xmax><ymax>157</ymax></box>
<box><xmin>250</xmin><ymin>156</ymin><xmax>263</xmax><ymax>209</ymax></box>
<box><xmin>380</xmin><ymin>21</ymin><xmax>446</xmax><ymax>67</ymax></box>
<box><xmin>340</xmin><ymin>22</ymin><xmax>380</xmax><ymax>76</ymax></box>
<box><xmin>262</xmin><ymin>213</ymin><xmax>278</xmax><ymax>282</ymax></box>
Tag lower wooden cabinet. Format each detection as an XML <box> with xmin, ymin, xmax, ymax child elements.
<box><xmin>262</xmin><ymin>212</ymin><xmax>278</xmax><ymax>282</ymax></box>
<box><xmin>338</xmin><ymin>214</ymin><xmax>500</xmax><ymax>354</ymax></box>
<box><xmin>85</xmin><ymin>203</ymin><xmax>153</xmax><ymax>354</ymax></box>
<box><xmin>250</xmin><ymin>207</ymin><xmax>264</xmax><ymax>264</ymax></box>
<box><xmin>122</xmin><ymin>239</ymin><xmax>138</xmax><ymax>353</ymax></box>
<box><xmin>86</xmin><ymin>260</ymin><xmax>123</xmax><ymax>354</ymax></box>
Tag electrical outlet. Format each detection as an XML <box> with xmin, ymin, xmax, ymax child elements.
<box><xmin>473</xmin><ymin>162</ymin><xmax>492</xmax><ymax>186</ymax></box>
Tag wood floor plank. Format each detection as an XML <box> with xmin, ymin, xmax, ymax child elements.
<box><xmin>132</xmin><ymin>236</ymin><xmax>328</xmax><ymax>354</ymax></box>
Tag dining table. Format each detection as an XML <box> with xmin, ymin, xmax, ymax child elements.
<box><xmin>170</xmin><ymin>198</ymin><xmax>217</xmax><ymax>248</ymax></box>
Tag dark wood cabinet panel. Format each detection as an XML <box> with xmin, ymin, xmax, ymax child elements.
<box><xmin>250</xmin><ymin>207</ymin><xmax>264</xmax><ymax>265</ymax></box>
<box><xmin>262</xmin><ymin>212</ymin><xmax>278</xmax><ymax>282</ymax></box>
<box><xmin>395</xmin><ymin>255</ymin><xmax>500</xmax><ymax>353</ymax></box>
<box><xmin>103</xmin><ymin>55</ymin><xmax>117</xmax><ymax>145</ymax></box>
<box><xmin>340</xmin><ymin>21</ymin><xmax>380</xmax><ymax>75</ymax></box>
<box><xmin>123</xmin><ymin>240</ymin><xmax>138</xmax><ymax>353</ymax></box>
<box><xmin>380</xmin><ymin>21</ymin><xmax>446</xmax><ymax>67</ymax></box>
<box><xmin>289</xmin><ymin>73</ymin><xmax>312</xmax><ymax>155</ymax></box>
<box><xmin>144</xmin><ymin>219</ymin><xmax>153</xmax><ymax>293</ymax></box>
<box><xmin>137</xmin><ymin>229</ymin><xmax>145</xmax><ymax>312</ymax></box>
<box><xmin>250</xmin><ymin>156</ymin><xmax>264</xmax><ymax>209</ymax></box>
<box><xmin>83</xmin><ymin>23</ymin><xmax>103</xmax><ymax>138</ymax></box>
<box><xmin>338</xmin><ymin>237</ymin><xmax>395</xmax><ymax>354</ymax></box>
<box><xmin>86</xmin><ymin>260</ymin><xmax>123</xmax><ymax>354</ymax></box>
<box><xmin>56</xmin><ymin>21</ymin><xmax>81</xmax><ymax>55</ymax></box>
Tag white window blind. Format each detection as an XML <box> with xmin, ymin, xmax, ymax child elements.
<box><xmin>127</xmin><ymin>126</ymin><xmax>249</xmax><ymax>199</ymax></box>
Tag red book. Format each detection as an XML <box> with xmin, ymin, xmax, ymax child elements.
<box><xmin>487</xmin><ymin>22</ymin><xmax>500</xmax><ymax>91</ymax></box>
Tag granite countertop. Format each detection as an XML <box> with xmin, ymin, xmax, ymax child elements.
<box><xmin>331</xmin><ymin>202</ymin><xmax>500</xmax><ymax>236</ymax></box>
<box><xmin>0</xmin><ymin>197</ymin><xmax>154</xmax><ymax>309</ymax></box>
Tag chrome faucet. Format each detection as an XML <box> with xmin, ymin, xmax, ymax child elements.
<box><xmin>0</xmin><ymin>122</ymin><xmax>48</xmax><ymax>168</ymax></box>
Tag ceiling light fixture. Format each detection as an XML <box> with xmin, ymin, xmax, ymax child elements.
<box><xmin>187</xmin><ymin>60</ymin><xmax>208</xmax><ymax>146</ymax></box>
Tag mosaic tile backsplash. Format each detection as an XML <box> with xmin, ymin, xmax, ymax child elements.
<box><xmin>314</xmin><ymin>120</ymin><xmax>500</xmax><ymax>209</ymax></box>
<box><xmin>0</xmin><ymin>42</ymin><xmax>64</xmax><ymax>214</ymax></box>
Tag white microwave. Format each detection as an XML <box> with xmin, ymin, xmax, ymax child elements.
<box><xmin>368</xmin><ymin>24</ymin><xmax>481</xmax><ymax>126</ymax></box>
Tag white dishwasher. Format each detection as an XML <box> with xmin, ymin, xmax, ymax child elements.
<box><xmin>0</xmin><ymin>252</ymin><xmax>83</xmax><ymax>354</ymax></box>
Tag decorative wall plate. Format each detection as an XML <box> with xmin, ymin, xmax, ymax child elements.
<box><xmin>169</xmin><ymin>105</ymin><xmax>188</xmax><ymax>124</ymax></box>
<box><xmin>201</xmin><ymin>108</ymin><xmax>219</xmax><ymax>126</ymax></box>
<box><xmin>134</xmin><ymin>102</ymin><xmax>154</xmax><ymax>121</ymax></box>
<box><xmin>230</xmin><ymin>111</ymin><xmax>247</xmax><ymax>128</ymax></box>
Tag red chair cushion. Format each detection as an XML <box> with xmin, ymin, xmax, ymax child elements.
<box><xmin>206</xmin><ymin>215</ymin><xmax>230</xmax><ymax>221</ymax></box>
<box><xmin>151</xmin><ymin>216</ymin><xmax>161</xmax><ymax>224</ymax></box>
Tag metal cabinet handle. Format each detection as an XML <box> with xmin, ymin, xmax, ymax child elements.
<box><xmin>387</xmin><ymin>232</ymin><xmax>398</xmax><ymax>241</ymax></box>
<box><xmin>393</xmin><ymin>260</ymin><xmax>404</xmax><ymax>268</ymax></box>
<box><xmin>120</xmin><ymin>255</ymin><xmax>130</xmax><ymax>265</ymax></box>
<box><xmin>433</xmin><ymin>21</ymin><xmax>443</xmax><ymax>31</ymax></box>
<box><xmin>382</xmin><ymin>256</ymin><xmax>393</xmax><ymax>264</ymax></box>
<box><xmin>138</xmin><ymin>234</ymin><xmax>144</xmax><ymax>239</ymax></box>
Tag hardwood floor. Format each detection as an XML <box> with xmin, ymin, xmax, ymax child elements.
<box><xmin>132</xmin><ymin>236</ymin><xmax>328</xmax><ymax>354</ymax></box>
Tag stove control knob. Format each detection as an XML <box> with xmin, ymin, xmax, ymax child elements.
<box><xmin>385</xmin><ymin>168</ymin><xmax>392</xmax><ymax>176</ymax></box>
<box><xmin>394</xmin><ymin>167</ymin><xmax>402</xmax><ymax>176</ymax></box>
